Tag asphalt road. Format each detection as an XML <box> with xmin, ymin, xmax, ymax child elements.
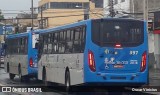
<box><xmin>0</xmin><ymin>68</ymin><xmax>158</xmax><ymax>95</ymax></box>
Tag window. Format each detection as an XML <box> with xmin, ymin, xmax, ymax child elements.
<box><xmin>50</xmin><ymin>33</ymin><xmax>57</xmax><ymax>53</ymax></box>
<box><xmin>66</xmin><ymin>30</ymin><xmax>70</xmax><ymax>41</ymax></box>
<box><xmin>39</xmin><ymin>18</ymin><xmax>48</xmax><ymax>29</ymax></box>
<box><xmin>65</xmin><ymin>30</ymin><xmax>73</xmax><ymax>53</ymax></box>
<box><xmin>81</xmin><ymin>26</ymin><xmax>86</xmax><ymax>52</ymax></box>
<box><xmin>114</xmin><ymin>0</ymin><xmax>118</xmax><ymax>5</ymax></box>
<box><xmin>92</xmin><ymin>19</ymin><xmax>144</xmax><ymax>47</ymax></box>
<box><xmin>94</xmin><ymin>0</ymin><xmax>103</xmax><ymax>8</ymax></box>
<box><xmin>83</xmin><ymin>3</ymin><xmax>89</xmax><ymax>9</ymax></box>
<box><xmin>19</xmin><ymin>38</ymin><xmax>25</xmax><ymax>54</ymax></box>
<box><xmin>54</xmin><ymin>32</ymin><xmax>59</xmax><ymax>53</ymax></box>
<box><xmin>73</xmin><ymin>28</ymin><xmax>81</xmax><ymax>53</ymax></box>
<box><xmin>42</xmin><ymin>34</ymin><xmax>48</xmax><ymax>54</ymax></box>
<box><xmin>6</xmin><ymin>36</ymin><xmax>28</xmax><ymax>55</ymax></box>
<box><xmin>121</xmin><ymin>0</ymin><xmax>125</xmax><ymax>2</ymax></box>
<box><xmin>50</xmin><ymin>2</ymin><xmax>89</xmax><ymax>9</ymax></box>
<box><xmin>38</xmin><ymin>3</ymin><xmax>49</xmax><ymax>13</ymax></box>
<box><xmin>59</xmin><ymin>31</ymin><xmax>65</xmax><ymax>53</ymax></box>
<box><xmin>39</xmin><ymin>25</ymin><xmax>86</xmax><ymax>54</ymax></box>
<box><xmin>48</xmin><ymin>33</ymin><xmax>52</xmax><ymax>54</ymax></box>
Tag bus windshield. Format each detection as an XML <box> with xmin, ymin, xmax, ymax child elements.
<box><xmin>92</xmin><ymin>19</ymin><xmax>144</xmax><ymax>47</ymax></box>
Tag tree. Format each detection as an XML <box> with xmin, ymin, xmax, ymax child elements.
<box><xmin>0</xmin><ymin>9</ymin><xmax>4</xmax><ymax>20</ymax></box>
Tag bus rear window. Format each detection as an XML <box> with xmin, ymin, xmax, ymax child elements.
<box><xmin>92</xmin><ymin>19</ymin><xmax>144</xmax><ymax>47</ymax></box>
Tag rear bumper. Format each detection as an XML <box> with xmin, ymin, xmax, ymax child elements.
<box><xmin>84</xmin><ymin>72</ymin><xmax>148</xmax><ymax>86</ymax></box>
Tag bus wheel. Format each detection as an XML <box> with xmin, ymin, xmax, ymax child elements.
<box><xmin>9</xmin><ymin>73</ymin><xmax>15</xmax><ymax>80</ymax></box>
<box><xmin>7</xmin><ymin>63</ymin><xmax>9</xmax><ymax>73</ymax></box>
<box><xmin>43</xmin><ymin>68</ymin><xmax>48</xmax><ymax>86</ymax></box>
<box><xmin>65</xmin><ymin>71</ymin><xmax>71</xmax><ymax>92</ymax></box>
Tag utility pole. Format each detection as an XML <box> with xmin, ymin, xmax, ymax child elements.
<box><xmin>109</xmin><ymin>0</ymin><xmax>115</xmax><ymax>17</ymax></box>
<box><xmin>31</xmin><ymin>0</ymin><xmax>34</xmax><ymax>30</ymax></box>
<box><xmin>41</xmin><ymin>6</ymin><xmax>43</xmax><ymax>29</ymax></box>
<box><xmin>143</xmin><ymin>0</ymin><xmax>148</xmax><ymax>31</ymax></box>
<box><xmin>15</xmin><ymin>18</ymin><xmax>19</xmax><ymax>34</ymax></box>
<box><xmin>131</xmin><ymin>0</ymin><xmax>135</xmax><ymax>18</ymax></box>
<box><xmin>84</xmin><ymin>1</ymin><xmax>90</xmax><ymax>20</ymax></box>
<box><xmin>4</xmin><ymin>19</ymin><xmax>6</xmax><ymax>41</ymax></box>
<box><xmin>84</xmin><ymin>9</ymin><xmax>89</xmax><ymax>20</ymax></box>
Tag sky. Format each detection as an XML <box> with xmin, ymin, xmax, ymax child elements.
<box><xmin>0</xmin><ymin>0</ymin><xmax>40</xmax><ymax>18</ymax></box>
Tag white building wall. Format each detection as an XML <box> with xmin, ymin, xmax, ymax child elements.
<box><xmin>148</xmin><ymin>33</ymin><xmax>155</xmax><ymax>53</ymax></box>
<box><xmin>154</xmin><ymin>34</ymin><xmax>160</xmax><ymax>69</ymax></box>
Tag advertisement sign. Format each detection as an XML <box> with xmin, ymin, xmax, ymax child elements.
<box><xmin>0</xmin><ymin>25</ymin><xmax>14</xmax><ymax>35</ymax></box>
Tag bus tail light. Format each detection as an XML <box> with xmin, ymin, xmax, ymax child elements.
<box><xmin>88</xmin><ymin>50</ymin><xmax>96</xmax><ymax>72</ymax></box>
<box><xmin>140</xmin><ymin>51</ymin><xmax>147</xmax><ymax>72</ymax></box>
<box><xmin>29</xmin><ymin>58</ymin><xmax>33</xmax><ymax>67</ymax></box>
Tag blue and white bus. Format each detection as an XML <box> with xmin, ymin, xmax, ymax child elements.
<box><xmin>4</xmin><ymin>31</ymin><xmax>39</xmax><ymax>81</ymax></box>
<box><xmin>37</xmin><ymin>18</ymin><xmax>148</xmax><ymax>89</ymax></box>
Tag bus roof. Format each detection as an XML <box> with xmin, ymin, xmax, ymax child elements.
<box><xmin>6</xmin><ymin>32</ymin><xmax>29</xmax><ymax>39</ymax></box>
<box><xmin>34</xmin><ymin>19</ymin><xmax>90</xmax><ymax>34</ymax></box>
<box><xmin>92</xmin><ymin>18</ymin><xmax>144</xmax><ymax>22</ymax></box>
<box><xmin>34</xmin><ymin>18</ymin><xmax>144</xmax><ymax>34</ymax></box>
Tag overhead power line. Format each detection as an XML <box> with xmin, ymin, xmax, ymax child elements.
<box><xmin>39</xmin><ymin>13</ymin><xmax>104</xmax><ymax>19</ymax></box>
<box><xmin>1</xmin><ymin>10</ymin><xmax>31</xmax><ymax>11</ymax></box>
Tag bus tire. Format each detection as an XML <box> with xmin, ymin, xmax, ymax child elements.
<box><xmin>7</xmin><ymin>63</ymin><xmax>9</xmax><ymax>73</ymax></box>
<box><xmin>43</xmin><ymin>67</ymin><xmax>48</xmax><ymax>86</ymax></box>
<box><xmin>9</xmin><ymin>73</ymin><xmax>15</xmax><ymax>80</ymax></box>
<box><xmin>65</xmin><ymin>71</ymin><xmax>71</xmax><ymax>92</ymax></box>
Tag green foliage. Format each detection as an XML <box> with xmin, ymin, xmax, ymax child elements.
<box><xmin>0</xmin><ymin>9</ymin><xmax>4</xmax><ymax>19</ymax></box>
<box><xmin>0</xmin><ymin>15</ymin><xmax>4</xmax><ymax>19</ymax></box>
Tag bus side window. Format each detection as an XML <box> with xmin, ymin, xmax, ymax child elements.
<box><xmin>81</xmin><ymin>26</ymin><xmax>86</xmax><ymax>52</ymax></box>
<box><xmin>25</xmin><ymin>37</ymin><xmax>28</xmax><ymax>54</ymax></box>
<box><xmin>59</xmin><ymin>31</ymin><xmax>65</xmax><ymax>53</ymax></box>
<box><xmin>43</xmin><ymin>34</ymin><xmax>48</xmax><ymax>54</ymax></box>
<box><xmin>38</xmin><ymin>35</ymin><xmax>43</xmax><ymax>54</ymax></box>
<box><xmin>52</xmin><ymin>33</ymin><xmax>55</xmax><ymax>53</ymax></box>
<box><xmin>53</xmin><ymin>32</ymin><xmax>59</xmax><ymax>53</ymax></box>
<box><xmin>73</xmin><ymin>27</ymin><xmax>80</xmax><ymax>53</ymax></box>
<box><xmin>16</xmin><ymin>38</ymin><xmax>19</xmax><ymax>54</ymax></box>
<box><xmin>48</xmin><ymin>33</ymin><xmax>52</xmax><ymax>54</ymax></box>
<box><xmin>20</xmin><ymin>38</ymin><xmax>25</xmax><ymax>54</ymax></box>
<box><xmin>65</xmin><ymin>30</ymin><xmax>73</xmax><ymax>53</ymax></box>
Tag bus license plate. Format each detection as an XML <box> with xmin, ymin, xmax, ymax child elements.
<box><xmin>113</xmin><ymin>64</ymin><xmax>124</xmax><ymax>68</ymax></box>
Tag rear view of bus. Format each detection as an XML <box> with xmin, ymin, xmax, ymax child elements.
<box><xmin>84</xmin><ymin>19</ymin><xmax>148</xmax><ymax>86</ymax></box>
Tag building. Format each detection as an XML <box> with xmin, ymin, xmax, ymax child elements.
<box><xmin>16</xmin><ymin>13</ymin><xmax>38</xmax><ymax>31</ymax></box>
<box><xmin>104</xmin><ymin>0</ymin><xmax>160</xmax><ymax>19</ymax></box>
<box><xmin>38</xmin><ymin>0</ymin><xmax>104</xmax><ymax>28</ymax></box>
<box><xmin>104</xmin><ymin>0</ymin><xmax>132</xmax><ymax>18</ymax></box>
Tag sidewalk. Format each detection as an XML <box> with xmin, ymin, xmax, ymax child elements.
<box><xmin>141</xmin><ymin>68</ymin><xmax>160</xmax><ymax>94</ymax></box>
<box><xmin>149</xmin><ymin>68</ymin><xmax>160</xmax><ymax>86</ymax></box>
